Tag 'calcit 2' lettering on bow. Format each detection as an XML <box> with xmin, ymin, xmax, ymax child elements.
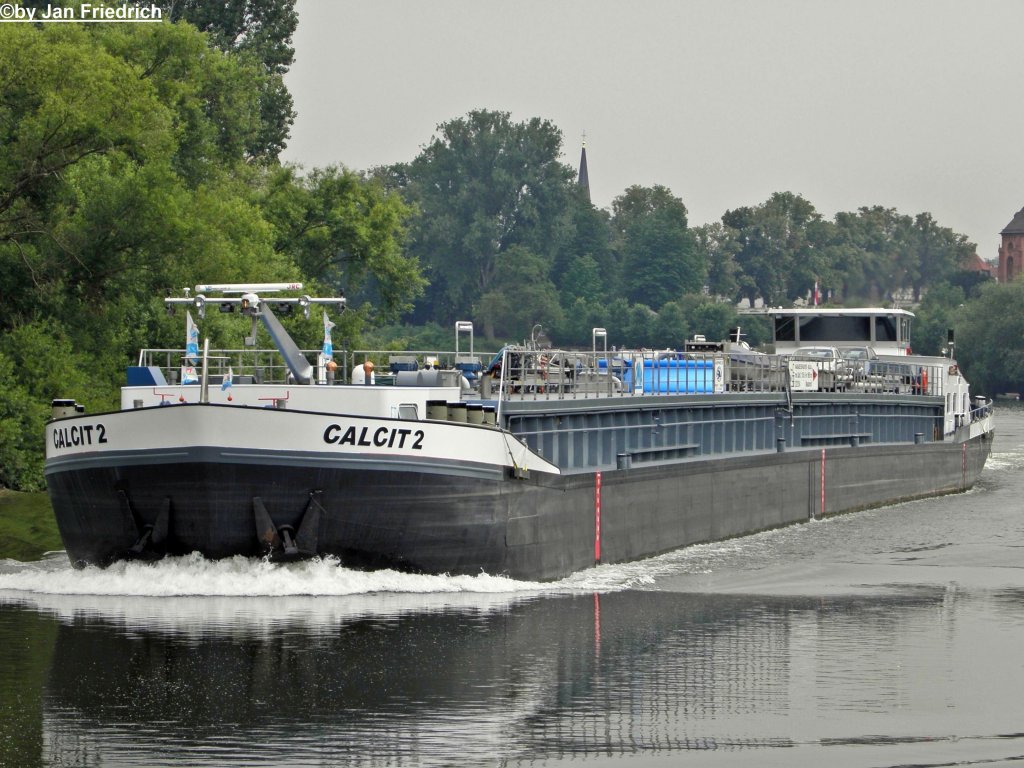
<box><xmin>323</xmin><ymin>424</ymin><xmax>424</xmax><ymax>450</ymax></box>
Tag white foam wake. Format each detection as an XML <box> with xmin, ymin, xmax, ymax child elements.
<box><xmin>0</xmin><ymin>552</ymin><xmax>549</xmax><ymax>597</ymax></box>
<box><xmin>0</xmin><ymin>551</ymin><xmax>659</xmax><ymax>631</ymax></box>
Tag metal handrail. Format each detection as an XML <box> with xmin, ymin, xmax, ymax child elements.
<box><xmin>137</xmin><ymin>347</ymin><xmax>347</xmax><ymax>385</ymax></box>
<box><xmin>138</xmin><ymin>344</ymin><xmax>961</xmax><ymax>406</ymax></box>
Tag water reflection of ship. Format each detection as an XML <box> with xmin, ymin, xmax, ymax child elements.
<box><xmin>28</xmin><ymin>587</ymin><xmax>954</xmax><ymax>764</ymax></box>
<box><xmin>0</xmin><ymin>605</ymin><xmax>54</xmax><ymax>768</ymax></box>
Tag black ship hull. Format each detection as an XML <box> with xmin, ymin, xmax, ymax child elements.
<box><xmin>46</xmin><ymin>429</ymin><xmax>993</xmax><ymax>582</ymax></box>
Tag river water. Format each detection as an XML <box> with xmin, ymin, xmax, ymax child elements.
<box><xmin>1</xmin><ymin>407</ymin><xmax>1022</xmax><ymax>768</ymax></box>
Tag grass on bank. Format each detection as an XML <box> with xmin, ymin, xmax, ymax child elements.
<box><xmin>0</xmin><ymin>489</ymin><xmax>62</xmax><ymax>561</ymax></box>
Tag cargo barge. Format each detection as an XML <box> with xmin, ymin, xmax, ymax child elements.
<box><xmin>44</xmin><ymin>285</ymin><xmax>994</xmax><ymax>580</ymax></box>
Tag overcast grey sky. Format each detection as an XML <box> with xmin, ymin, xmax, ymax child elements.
<box><xmin>282</xmin><ymin>0</ymin><xmax>1024</xmax><ymax>262</ymax></box>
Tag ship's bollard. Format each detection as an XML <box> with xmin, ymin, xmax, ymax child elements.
<box><xmin>466</xmin><ymin>403</ymin><xmax>485</xmax><ymax>425</ymax></box>
<box><xmin>426</xmin><ymin>400</ymin><xmax>448</xmax><ymax>421</ymax></box>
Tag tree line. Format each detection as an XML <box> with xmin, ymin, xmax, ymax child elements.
<box><xmin>0</xmin><ymin>9</ymin><xmax>1013</xmax><ymax>491</ymax></box>
<box><xmin>377</xmin><ymin>108</ymin><xmax>984</xmax><ymax>351</ymax></box>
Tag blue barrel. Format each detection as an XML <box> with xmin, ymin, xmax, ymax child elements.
<box><xmin>638</xmin><ymin>358</ymin><xmax>713</xmax><ymax>393</ymax></box>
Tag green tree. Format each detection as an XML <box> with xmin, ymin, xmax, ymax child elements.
<box><xmin>624</xmin><ymin>303</ymin><xmax>658</xmax><ymax>347</ymax></box>
<box><xmin>558</xmin><ymin>297</ymin><xmax>607</xmax><ymax>347</ymax></box>
<box><xmin>601</xmin><ymin>301</ymin><xmax>657</xmax><ymax>348</ymax></box>
<box><xmin>948</xmin><ymin>266</ymin><xmax>994</xmax><ymax>299</ymax></box>
<box><xmin>735</xmin><ymin>314</ymin><xmax>772</xmax><ymax>349</ymax></box>
<box><xmin>900</xmin><ymin>213</ymin><xmax>975</xmax><ymax>302</ymax></box>
<box><xmin>98</xmin><ymin>21</ymin><xmax>278</xmax><ymax>179</ymax></box>
<box><xmin>0</xmin><ymin>22</ymin><xmax>286</xmax><ymax>330</ymax></box>
<box><xmin>611</xmin><ymin>185</ymin><xmax>703</xmax><ymax>309</ymax></box>
<box><xmin>559</xmin><ymin>254</ymin><xmax>603</xmax><ymax>307</ymax></box>
<box><xmin>679</xmin><ymin>295</ymin><xmax>740</xmax><ymax>343</ymax></box>
<box><xmin>392</xmin><ymin>109</ymin><xmax>576</xmax><ymax>324</ymax></box>
<box><xmin>603</xmin><ymin>298</ymin><xmax>632</xmax><ymax>348</ymax></box>
<box><xmin>476</xmin><ymin>246</ymin><xmax>564</xmax><ymax>342</ymax></box>
<box><xmin>829</xmin><ymin>207</ymin><xmax>974</xmax><ymax>305</ymax></box>
<box><xmin>653</xmin><ymin>301</ymin><xmax>689</xmax><ymax>347</ymax></box>
<box><xmin>723</xmin><ymin>192</ymin><xmax>821</xmax><ymax>305</ymax></box>
<box><xmin>829</xmin><ymin>207</ymin><xmax>906</xmax><ymax>303</ymax></box>
<box><xmin>259</xmin><ymin>165</ymin><xmax>424</xmax><ymax>326</ymax></box>
<box><xmin>0</xmin><ymin>352</ymin><xmax>48</xmax><ymax>491</ymax></box>
<box><xmin>693</xmin><ymin>222</ymin><xmax>741</xmax><ymax>300</ymax></box>
<box><xmin>912</xmin><ymin>282</ymin><xmax>964</xmax><ymax>356</ymax></box>
<box><xmin>955</xmin><ymin>280</ymin><xmax>1024</xmax><ymax>396</ymax></box>
<box><xmin>0</xmin><ymin>23</ymin><xmax>173</xmax><ymax>315</ymax></box>
<box><xmin>552</xmin><ymin>191</ymin><xmax>614</xmax><ymax>302</ymax></box>
<box><xmin>160</xmin><ymin>0</ymin><xmax>298</xmax><ymax>159</ymax></box>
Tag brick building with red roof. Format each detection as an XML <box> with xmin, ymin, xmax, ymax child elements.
<box><xmin>998</xmin><ymin>207</ymin><xmax>1024</xmax><ymax>282</ymax></box>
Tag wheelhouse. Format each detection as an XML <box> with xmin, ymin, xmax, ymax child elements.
<box><xmin>769</xmin><ymin>308</ymin><xmax>914</xmax><ymax>356</ymax></box>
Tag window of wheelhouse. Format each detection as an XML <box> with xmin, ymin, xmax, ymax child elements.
<box><xmin>774</xmin><ymin>316</ymin><xmax>796</xmax><ymax>342</ymax></box>
<box><xmin>874</xmin><ymin>315</ymin><xmax>898</xmax><ymax>343</ymax></box>
<box><xmin>900</xmin><ymin>316</ymin><xmax>912</xmax><ymax>348</ymax></box>
<box><xmin>797</xmin><ymin>315</ymin><xmax>871</xmax><ymax>342</ymax></box>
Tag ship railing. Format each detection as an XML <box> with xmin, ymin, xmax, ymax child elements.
<box><xmin>959</xmin><ymin>396</ymin><xmax>994</xmax><ymax>431</ymax></box>
<box><xmin>951</xmin><ymin>396</ymin><xmax>995</xmax><ymax>442</ymax></box>
<box><xmin>487</xmin><ymin>347</ymin><xmax>766</xmax><ymax>403</ymax></box>
<box><xmin>136</xmin><ymin>347</ymin><xmax>504</xmax><ymax>387</ymax></box>
<box><xmin>134</xmin><ymin>346</ymin><xmax>949</xmax><ymax>401</ymax></box>
<box><xmin>350</xmin><ymin>349</ymin><xmax>500</xmax><ymax>388</ymax></box>
<box><xmin>484</xmin><ymin>347</ymin><xmax>949</xmax><ymax>403</ymax></box>
<box><xmin>831</xmin><ymin>360</ymin><xmax>944</xmax><ymax>396</ymax></box>
<box><xmin>136</xmin><ymin>348</ymin><xmax>350</xmax><ymax>385</ymax></box>
<box><xmin>350</xmin><ymin>352</ymin><xmax>497</xmax><ymax>378</ymax></box>
<box><xmin>970</xmin><ymin>396</ymin><xmax>994</xmax><ymax>421</ymax></box>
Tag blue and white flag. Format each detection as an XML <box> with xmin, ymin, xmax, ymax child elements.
<box><xmin>186</xmin><ymin>311</ymin><xmax>200</xmax><ymax>364</ymax></box>
<box><xmin>221</xmin><ymin>367</ymin><xmax>233</xmax><ymax>391</ymax></box>
<box><xmin>321</xmin><ymin>311</ymin><xmax>335</xmax><ymax>357</ymax></box>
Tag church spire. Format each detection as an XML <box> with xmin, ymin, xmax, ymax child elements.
<box><xmin>577</xmin><ymin>133</ymin><xmax>590</xmax><ymax>202</ymax></box>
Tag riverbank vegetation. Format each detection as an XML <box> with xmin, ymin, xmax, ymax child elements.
<box><xmin>0</xmin><ymin>5</ymin><xmax>1012</xmax><ymax>494</ymax></box>
<box><xmin>0</xmin><ymin>490</ymin><xmax>61</xmax><ymax>560</ymax></box>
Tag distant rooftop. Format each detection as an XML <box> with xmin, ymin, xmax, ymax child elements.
<box><xmin>1001</xmin><ymin>207</ymin><xmax>1024</xmax><ymax>235</ymax></box>
<box><xmin>742</xmin><ymin>307</ymin><xmax>916</xmax><ymax>317</ymax></box>
<box><xmin>965</xmin><ymin>253</ymin><xmax>996</xmax><ymax>274</ymax></box>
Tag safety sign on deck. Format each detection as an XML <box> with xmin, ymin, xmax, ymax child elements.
<box><xmin>788</xmin><ymin>360</ymin><xmax>820</xmax><ymax>391</ymax></box>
